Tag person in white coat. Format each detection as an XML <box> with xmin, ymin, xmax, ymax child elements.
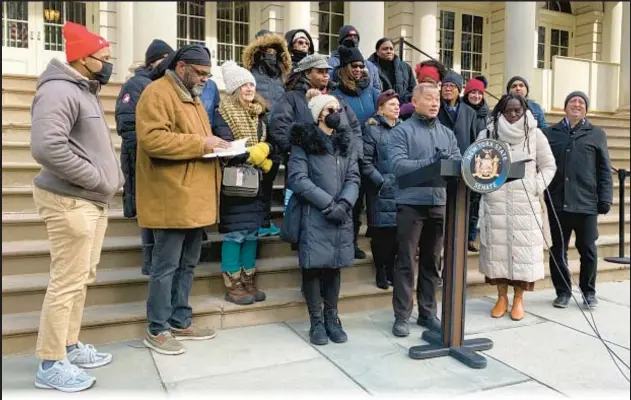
<box><xmin>477</xmin><ymin>93</ymin><xmax>557</xmax><ymax>321</ymax></box>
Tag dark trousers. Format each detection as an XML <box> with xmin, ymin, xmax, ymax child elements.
<box><xmin>146</xmin><ymin>228</ymin><xmax>203</xmax><ymax>335</ymax></box>
<box><xmin>262</xmin><ymin>162</ymin><xmax>280</xmax><ymax>227</ymax></box>
<box><xmin>352</xmin><ymin>184</ymin><xmax>366</xmax><ymax>248</ymax></box>
<box><xmin>140</xmin><ymin>228</ymin><xmax>154</xmax><ymax>276</ymax></box>
<box><xmin>468</xmin><ymin>192</ymin><xmax>480</xmax><ymax>242</ymax></box>
<box><xmin>370</xmin><ymin>227</ymin><xmax>397</xmax><ymax>281</ymax></box>
<box><xmin>548</xmin><ymin>210</ymin><xmax>599</xmax><ymax>297</ymax></box>
<box><xmin>393</xmin><ymin>204</ymin><xmax>445</xmax><ymax>320</ymax></box>
<box><xmin>302</xmin><ymin>268</ymin><xmax>341</xmax><ymax>320</ymax></box>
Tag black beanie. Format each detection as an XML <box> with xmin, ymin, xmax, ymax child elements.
<box><xmin>474</xmin><ymin>75</ymin><xmax>488</xmax><ymax>89</ymax></box>
<box><xmin>338</xmin><ymin>46</ymin><xmax>364</xmax><ymax>67</ymax></box>
<box><xmin>338</xmin><ymin>25</ymin><xmax>360</xmax><ymax>45</ymax></box>
<box><xmin>255</xmin><ymin>29</ymin><xmax>272</xmax><ymax>38</ymax></box>
<box><xmin>506</xmin><ymin>76</ymin><xmax>530</xmax><ymax>95</ymax></box>
<box><xmin>442</xmin><ymin>71</ymin><xmax>463</xmax><ymax>92</ymax></box>
<box><xmin>145</xmin><ymin>39</ymin><xmax>175</xmax><ymax>66</ymax></box>
<box><xmin>564</xmin><ymin>91</ymin><xmax>590</xmax><ymax>111</ymax></box>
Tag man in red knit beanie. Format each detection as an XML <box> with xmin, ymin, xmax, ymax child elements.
<box><xmin>30</xmin><ymin>21</ymin><xmax>123</xmax><ymax>392</ymax></box>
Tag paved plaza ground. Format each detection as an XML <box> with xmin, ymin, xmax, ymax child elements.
<box><xmin>2</xmin><ymin>280</ymin><xmax>630</xmax><ymax>399</ymax></box>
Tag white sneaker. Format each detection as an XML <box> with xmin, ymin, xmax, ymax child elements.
<box><xmin>67</xmin><ymin>342</ymin><xmax>113</xmax><ymax>369</ymax></box>
<box><xmin>34</xmin><ymin>360</ymin><xmax>96</xmax><ymax>392</ymax></box>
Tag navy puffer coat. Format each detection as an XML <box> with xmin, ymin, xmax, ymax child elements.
<box><xmin>362</xmin><ymin>115</ymin><xmax>400</xmax><ymax>229</ymax></box>
<box><xmin>286</xmin><ymin>123</ymin><xmax>360</xmax><ymax>269</ymax></box>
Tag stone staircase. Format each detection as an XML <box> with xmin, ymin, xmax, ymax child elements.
<box><xmin>2</xmin><ymin>74</ymin><xmax>630</xmax><ymax>356</ymax></box>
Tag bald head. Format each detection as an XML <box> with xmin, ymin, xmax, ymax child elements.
<box><xmin>412</xmin><ymin>83</ymin><xmax>440</xmax><ymax>118</ymax></box>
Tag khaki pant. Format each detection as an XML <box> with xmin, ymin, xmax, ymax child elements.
<box><xmin>32</xmin><ymin>186</ymin><xmax>108</xmax><ymax>360</ymax></box>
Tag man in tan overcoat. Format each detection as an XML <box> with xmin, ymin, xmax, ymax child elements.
<box><xmin>135</xmin><ymin>44</ymin><xmax>229</xmax><ymax>355</ymax></box>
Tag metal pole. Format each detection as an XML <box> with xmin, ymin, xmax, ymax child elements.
<box><xmin>605</xmin><ymin>168</ymin><xmax>630</xmax><ymax>264</ymax></box>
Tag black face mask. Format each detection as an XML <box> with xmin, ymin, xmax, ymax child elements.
<box><xmin>259</xmin><ymin>53</ymin><xmax>281</xmax><ymax>77</ymax></box>
<box><xmin>292</xmin><ymin>50</ymin><xmax>308</xmax><ymax>63</ymax></box>
<box><xmin>342</xmin><ymin>37</ymin><xmax>359</xmax><ymax>48</ymax></box>
<box><xmin>324</xmin><ymin>112</ymin><xmax>341</xmax><ymax>129</ymax></box>
<box><xmin>87</xmin><ymin>56</ymin><xmax>113</xmax><ymax>85</ymax></box>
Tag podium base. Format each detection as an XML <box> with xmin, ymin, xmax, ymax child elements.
<box><xmin>604</xmin><ymin>256</ymin><xmax>630</xmax><ymax>265</ymax></box>
<box><xmin>408</xmin><ymin>330</ymin><xmax>494</xmax><ymax>369</ymax></box>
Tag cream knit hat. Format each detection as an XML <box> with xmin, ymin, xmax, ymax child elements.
<box><xmin>308</xmin><ymin>94</ymin><xmax>339</xmax><ymax>122</ymax></box>
<box><xmin>221</xmin><ymin>60</ymin><xmax>256</xmax><ymax>94</ymax></box>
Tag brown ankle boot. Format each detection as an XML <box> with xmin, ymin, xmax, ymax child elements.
<box><xmin>491</xmin><ymin>284</ymin><xmax>509</xmax><ymax>318</ymax></box>
<box><xmin>222</xmin><ymin>272</ymin><xmax>255</xmax><ymax>305</ymax></box>
<box><xmin>511</xmin><ymin>287</ymin><xmax>525</xmax><ymax>321</ymax></box>
<box><xmin>240</xmin><ymin>268</ymin><xmax>266</xmax><ymax>302</ymax></box>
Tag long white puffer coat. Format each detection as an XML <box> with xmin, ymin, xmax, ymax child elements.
<box><xmin>478</xmin><ymin>111</ymin><xmax>557</xmax><ymax>282</ymax></box>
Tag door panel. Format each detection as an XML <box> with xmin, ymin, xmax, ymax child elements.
<box><xmin>2</xmin><ymin>2</ymin><xmax>38</xmax><ymax>75</ymax></box>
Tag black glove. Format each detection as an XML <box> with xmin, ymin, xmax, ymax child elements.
<box><xmin>323</xmin><ymin>200</ymin><xmax>351</xmax><ymax>225</ymax></box>
<box><xmin>597</xmin><ymin>201</ymin><xmax>611</xmax><ymax>215</ymax></box>
<box><xmin>433</xmin><ymin>147</ymin><xmax>450</xmax><ymax>163</ymax></box>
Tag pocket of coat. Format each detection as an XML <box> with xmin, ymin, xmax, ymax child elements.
<box><xmin>182</xmin><ymin>161</ymin><xmax>196</xmax><ymax>187</ymax></box>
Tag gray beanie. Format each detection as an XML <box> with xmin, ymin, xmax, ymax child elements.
<box><xmin>308</xmin><ymin>94</ymin><xmax>339</xmax><ymax>122</ymax></box>
<box><xmin>220</xmin><ymin>60</ymin><xmax>256</xmax><ymax>94</ymax></box>
<box><xmin>564</xmin><ymin>91</ymin><xmax>589</xmax><ymax>111</ymax></box>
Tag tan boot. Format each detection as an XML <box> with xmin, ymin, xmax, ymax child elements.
<box><xmin>491</xmin><ymin>284</ymin><xmax>509</xmax><ymax>318</ymax></box>
<box><xmin>222</xmin><ymin>272</ymin><xmax>255</xmax><ymax>306</ymax></box>
<box><xmin>511</xmin><ymin>287</ymin><xmax>525</xmax><ymax>321</ymax></box>
<box><xmin>240</xmin><ymin>268</ymin><xmax>266</xmax><ymax>302</ymax></box>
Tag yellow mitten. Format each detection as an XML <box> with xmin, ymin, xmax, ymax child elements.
<box><xmin>247</xmin><ymin>142</ymin><xmax>270</xmax><ymax>166</ymax></box>
<box><xmin>259</xmin><ymin>158</ymin><xmax>273</xmax><ymax>173</ymax></box>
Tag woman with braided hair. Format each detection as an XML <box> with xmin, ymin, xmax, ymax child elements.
<box><xmin>477</xmin><ymin>93</ymin><xmax>557</xmax><ymax>321</ymax></box>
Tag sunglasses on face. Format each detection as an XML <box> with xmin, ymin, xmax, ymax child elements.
<box><xmin>187</xmin><ymin>64</ymin><xmax>212</xmax><ymax>78</ymax></box>
<box><xmin>350</xmin><ymin>63</ymin><xmax>365</xmax><ymax>70</ymax></box>
<box><xmin>325</xmin><ymin>107</ymin><xmax>341</xmax><ymax>114</ymax></box>
<box><xmin>295</xmin><ymin>39</ymin><xmax>310</xmax><ymax>46</ymax></box>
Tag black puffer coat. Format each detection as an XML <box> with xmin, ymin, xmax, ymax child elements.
<box><xmin>367</xmin><ymin>53</ymin><xmax>416</xmax><ymax>103</ymax></box>
<box><xmin>362</xmin><ymin>115</ymin><xmax>400</xmax><ymax>229</ymax></box>
<box><xmin>544</xmin><ymin>119</ymin><xmax>613</xmax><ymax>214</ymax></box>
<box><xmin>115</xmin><ymin>67</ymin><xmax>153</xmax><ymax>218</ymax></box>
<box><xmin>212</xmin><ymin>109</ymin><xmax>276</xmax><ymax>233</ymax></box>
<box><xmin>287</xmin><ymin>123</ymin><xmax>360</xmax><ymax>269</ymax></box>
<box><xmin>243</xmin><ymin>33</ymin><xmax>292</xmax><ymax>124</ymax></box>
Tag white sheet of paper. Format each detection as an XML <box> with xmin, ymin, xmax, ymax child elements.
<box><xmin>203</xmin><ymin>138</ymin><xmax>248</xmax><ymax>158</ymax></box>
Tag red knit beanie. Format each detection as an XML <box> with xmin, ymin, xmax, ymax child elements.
<box><xmin>63</xmin><ymin>22</ymin><xmax>109</xmax><ymax>62</ymax></box>
<box><xmin>414</xmin><ymin>64</ymin><xmax>440</xmax><ymax>83</ymax></box>
<box><xmin>463</xmin><ymin>78</ymin><xmax>485</xmax><ymax>96</ymax></box>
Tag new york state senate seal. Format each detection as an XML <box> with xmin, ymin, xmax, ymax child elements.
<box><xmin>461</xmin><ymin>139</ymin><xmax>512</xmax><ymax>194</ymax></box>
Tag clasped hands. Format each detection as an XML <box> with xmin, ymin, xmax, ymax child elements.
<box><xmin>323</xmin><ymin>199</ymin><xmax>352</xmax><ymax>225</ymax></box>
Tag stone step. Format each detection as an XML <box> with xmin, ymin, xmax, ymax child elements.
<box><xmin>1</xmin><ymin>74</ymin><xmax>123</xmax><ymax>97</ymax></box>
<box><xmin>608</xmin><ymin>144</ymin><xmax>631</xmax><ymax>160</ymax></box>
<box><xmin>2</xmin><ymin>141</ymin><xmax>121</xmax><ymax>164</ymax></box>
<box><xmin>2</xmin><ymin>122</ymin><xmax>122</xmax><ymax>145</ymax></box>
<box><xmin>2</xmin><ymin>161</ymin><xmax>287</xmax><ymax>189</ymax></box>
<box><xmin>2</xmin><ymin>86</ymin><xmax>118</xmax><ymax>110</ymax></box>
<box><xmin>2</xmin><ymin>255</ymin><xmax>376</xmax><ymax>315</ymax></box>
<box><xmin>3</xmin><ymin>257</ymin><xmax>628</xmax><ymax>357</ymax></box>
<box><xmin>2</xmin><ymin>104</ymin><xmax>117</xmax><ymax>128</ymax></box>
<box><xmin>2</xmin><ymin>186</ymin><xmax>125</xmax><ymax>213</ymax></box>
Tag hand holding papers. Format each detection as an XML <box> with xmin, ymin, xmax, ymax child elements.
<box><xmin>203</xmin><ymin>138</ymin><xmax>249</xmax><ymax>158</ymax></box>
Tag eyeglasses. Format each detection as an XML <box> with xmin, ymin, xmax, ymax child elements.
<box><xmin>187</xmin><ymin>64</ymin><xmax>212</xmax><ymax>78</ymax></box>
<box><xmin>350</xmin><ymin>63</ymin><xmax>365</xmax><ymax>70</ymax></box>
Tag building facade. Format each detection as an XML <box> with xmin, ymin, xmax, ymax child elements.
<box><xmin>1</xmin><ymin>1</ymin><xmax>628</xmax><ymax>113</ymax></box>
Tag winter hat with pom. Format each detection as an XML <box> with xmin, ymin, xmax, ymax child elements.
<box><xmin>221</xmin><ymin>60</ymin><xmax>256</xmax><ymax>95</ymax></box>
<box><xmin>308</xmin><ymin>93</ymin><xmax>340</xmax><ymax>122</ymax></box>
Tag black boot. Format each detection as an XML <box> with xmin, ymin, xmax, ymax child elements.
<box><xmin>302</xmin><ymin>269</ymin><xmax>328</xmax><ymax>345</ymax></box>
<box><xmin>371</xmin><ymin>238</ymin><xmax>389</xmax><ymax>289</ymax></box>
<box><xmin>321</xmin><ymin>269</ymin><xmax>347</xmax><ymax>343</ymax></box>
<box><xmin>324</xmin><ymin>309</ymin><xmax>348</xmax><ymax>343</ymax></box>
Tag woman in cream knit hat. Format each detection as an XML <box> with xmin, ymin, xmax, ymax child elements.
<box><xmin>212</xmin><ymin>61</ymin><xmax>278</xmax><ymax>306</ymax></box>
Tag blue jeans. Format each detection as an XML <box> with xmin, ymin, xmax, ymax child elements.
<box><xmin>140</xmin><ymin>228</ymin><xmax>154</xmax><ymax>276</ymax></box>
<box><xmin>146</xmin><ymin>228</ymin><xmax>203</xmax><ymax>335</ymax></box>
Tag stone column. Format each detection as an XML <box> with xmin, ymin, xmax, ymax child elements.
<box><xmin>285</xmin><ymin>2</ymin><xmax>311</xmax><ymax>32</ymax></box>
<box><xmin>503</xmin><ymin>2</ymin><xmax>537</xmax><ymax>89</ymax></box>
<box><xmin>603</xmin><ymin>2</ymin><xmax>623</xmax><ymax>64</ymax></box>
<box><xmin>618</xmin><ymin>1</ymin><xmax>630</xmax><ymax>113</ymax></box>
<box><xmin>412</xmin><ymin>1</ymin><xmax>438</xmax><ymax>64</ymax></box>
<box><xmin>116</xmin><ymin>1</ymin><xmax>134</xmax><ymax>78</ymax></box>
<box><xmin>132</xmin><ymin>1</ymin><xmax>178</xmax><ymax>65</ymax></box>
<box><xmin>347</xmin><ymin>2</ymin><xmax>385</xmax><ymax>59</ymax></box>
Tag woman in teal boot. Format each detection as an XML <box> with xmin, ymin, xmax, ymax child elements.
<box><xmin>213</xmin><ymin>61</ymin><xmax>277</xmax><ymax>305</ymax></box>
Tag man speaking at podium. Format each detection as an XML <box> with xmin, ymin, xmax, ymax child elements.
<box><xmin>388</xmin><ymin>83</ymin><xmax>462</xmax><ymax>337</ymax></box>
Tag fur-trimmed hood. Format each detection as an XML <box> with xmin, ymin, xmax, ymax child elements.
<box><xmin>242</xmin><ymin>33</ymin><xmax>292</xmax><ymax>76</ymax></box>
<box><xmin>290</xmin><ymin>123</ymin><xmax>350</xmax><ymax>156</ymax></box>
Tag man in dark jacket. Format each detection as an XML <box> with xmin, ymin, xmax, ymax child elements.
<box><xmin>115</xmin><ymin>39</ymin><xmax>174</xmax><ymax>276</ymax></box>
<box><xmin>506</xmin><ymin>76</ymin><xmax>547</xmax><ymax>129</ymax></box>
<box><xmin>544</xmin><ymin>91</ymin><xmax>613</xmax><ymax>309</ymax></box>
<box><xmin>285</xmin><ymin>29</ymin><xmax>315</xmax><ymax>69</ymax></box>
<box><xmin>327</xmin><ymin>25</ymin><xmax>381</xmax><ymax>92</ymax></box>
<box><xmin>388</xmin><ymin>83</ymin><xmax>462</xmax><ymax>337</ymax></box>
<box><xmin>437</xmin><ymin>71</ymin><xmax>478</xmax><ymax>155</ymax></box>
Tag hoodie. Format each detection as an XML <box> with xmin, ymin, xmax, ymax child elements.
<box><xmin>30</xmin><ymin>58</ymin><xmax>124</xmax><ymax>206</ymax></box>
<box><xmin>284</xmin><ymin>29</ymin><xmax>315</xmax><ymax>68</ymax></box>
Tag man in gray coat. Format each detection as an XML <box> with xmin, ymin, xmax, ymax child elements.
<box><xmin>388</xmin><ymin>83</ymin><xmax>462</xmax><ymax>337</ymax></box>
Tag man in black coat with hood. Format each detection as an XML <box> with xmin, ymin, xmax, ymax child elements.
<box><xmin>115</xmin><ymin>39</ymin><xmax>174</xmax><ymax>276</ymax></box>
<box><xmin>544</xmin><ymin>91</ymin><xmax>613</xmax><ymax>309</ymax></box>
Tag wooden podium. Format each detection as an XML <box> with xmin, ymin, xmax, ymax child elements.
<box><xmin>398</xmin><ymin>155</ymin><xmax>527</xmax><ymax>369</ymax></box>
